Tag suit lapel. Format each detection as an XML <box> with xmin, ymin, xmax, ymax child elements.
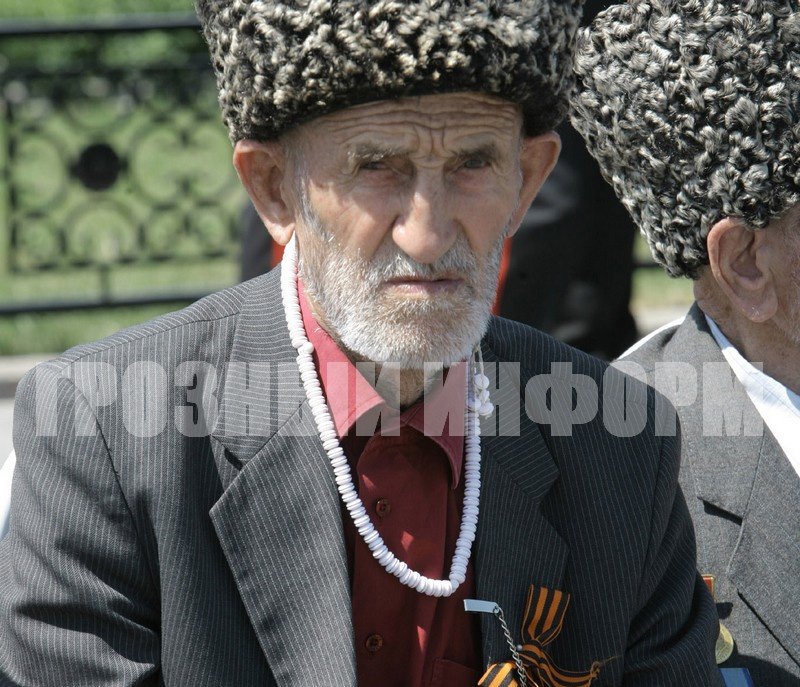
<box><xmin>728</xmin><ymin>430</ymin><xmax>800</xmax><ymax>665</ymax></box>
<box><xmin>475</xmin><ymin>344</ymin><xmax>568</xmax><ymax>668</ymax></box>
<box><xmin>666</xmin><ymin>305</ymin><xmax>762</xmax><ymax>519</ymax></box>
<box><xmin>209</xmin><ymin>269</ymin><xmax>356</xmax><ymax>686</ymax></box>
<box><xmin>207</xmin><ymin>281</ymin><xmax>568</xmax><ymax>679</ymax></box>
<box><xmin>671</xmin><ymin>306</ymin><xmax>800</xmax><ymax>665</ymax></box>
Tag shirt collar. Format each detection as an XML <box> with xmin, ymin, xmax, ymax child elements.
<box><xmin>705</xmin><ymin>314</ymin><xmax>800</xmax><ymax>411</ymax></box>
<box><xmin>705</xmin><ymin>313</ymin><xmax>800</xmax><ymax>474</ymax></box>
<box><xmin>298</xmin><ymin>280</ymin><xmax>466</xmax><ymax>488</ymax></box>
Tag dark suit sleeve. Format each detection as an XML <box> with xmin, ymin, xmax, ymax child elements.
<box><xmin>0</xmin><ymin>364</ymin><xmax>159</xmax><ymax>686</ymax></box>
<box><xmin>623</xmin><ymin>429</ymin><xmax>723</xmax><ymax>686</ymax></box>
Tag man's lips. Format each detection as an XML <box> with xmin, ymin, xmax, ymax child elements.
<box><xmin>383</xmin><ymin>276</ymin><xmax>464</xmax><ymax>296</ymax></box>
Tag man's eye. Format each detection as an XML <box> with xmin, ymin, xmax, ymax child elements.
<box><xmin>462</xmin><ymin>157</ymin><xmax>489</xmax><ymax>169</ymax></box>
<box><xmin>360</xmin><ymin>160</ymin><xmax>388</xmax><ymax>171</ymax></box>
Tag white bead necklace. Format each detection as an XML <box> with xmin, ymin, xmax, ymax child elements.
<box><xmin>280</xmin><ymin>235</ymin><xmax>493</xmax><ymax>597</ymax></box>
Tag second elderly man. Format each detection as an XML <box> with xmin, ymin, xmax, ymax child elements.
<box><xmin>572</xmin><ymin>1</ymin><xmax>800</xmax><ymax>684</ymax></box>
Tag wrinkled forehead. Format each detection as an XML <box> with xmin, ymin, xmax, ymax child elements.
<box><xmin>298</xmin><ymin>92</ymin><xmax>524</xmax><ymax>157</ymax></box>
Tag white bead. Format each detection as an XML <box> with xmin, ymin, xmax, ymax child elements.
<box><xmin>319</xmin><ymin>430</ymin><xmax>337</xmax><ymax>443</ymax></box>
<box><xmin>310</xmin><ymin>403</ymin><xmax>328</xmax><ymax>417</ymax></box>
<box><xmin>348</xmin><ymin>507</ymin><xmax>366</xmax><ymax>522</ymax></box>
<box><xmin>308</xmin><ymin>395</ymin><xmax>326</xmax><ymax>408</ymax></box>
<box><xmin>451</xmin><ymin>555</ymin><xmax>468</xmax><ymax>569</ymax></box>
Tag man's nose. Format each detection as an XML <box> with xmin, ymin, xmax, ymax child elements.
<box><xmin>391</xmin><ymin>174</ymin><xmax>457</xmax><ymax>264</ymax></box>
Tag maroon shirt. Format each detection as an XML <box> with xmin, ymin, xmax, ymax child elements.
<box><xmin>300</xmin><ymin>283</ymin><xmax>482</xmax><ymax>687</ymax></box>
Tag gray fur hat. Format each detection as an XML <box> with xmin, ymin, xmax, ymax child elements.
<box><xmin>571</xmin><ymin>0</ymin><xmax>800</xmax><ymax>278</ymax></box>
<box><xmin>196</xmin><ymin>0</ymin><xmax>582</xmax><ymax>142</ymax></box>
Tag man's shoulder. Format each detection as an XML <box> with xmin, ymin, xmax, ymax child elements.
<box><xmin>486</xmin><ymin>315</ymin><xmax>667</xmax><ymax>450</ymax></box>
<box><xmin>618</xmin><ymin>304</ymin><xmax>728</xmax><ymax>382</ymax></box>
<box><xmin>619</xmin><ymin>317</ymin><xmax>686</xmax><ymax>369</ymax></box>
<box><xmin>486</xmin><ymin>315</ymin><xmax>608</xmax><ymax>379</ymax></box>
<box><xmin>37</xmin><ymin>275</ymin><xmax>273</xmax><ymax>376</ymax></box>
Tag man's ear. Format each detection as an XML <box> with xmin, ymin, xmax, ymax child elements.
<box><xmin>507</xmin><ymin>131</ymin><xmax>561</xmax><ymax>236</ymax></box>
<box><xmin>233</xmin><ymin>139</ymin><xmax>296</xmax><ymax>246</ymax></box>
<box><xmin>706</xmin><ymin>217</ymin><xmax>777</xmax><ymax>322</ymax></box>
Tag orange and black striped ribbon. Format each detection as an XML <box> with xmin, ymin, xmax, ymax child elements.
<box><xmin>479</xmin><ymin>661</ymin><xmax>519</xmax><ymax>687</ymax></box>
<box><xmin>478</xmin><ymin>585</ymin><xmax>604</xmax><ymax>687</ymax></box>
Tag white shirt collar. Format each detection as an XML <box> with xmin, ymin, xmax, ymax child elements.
<box><xmin>705</xmin><ymin>314</ymin><xmax>800</xmax><ymax>476</ymax></box>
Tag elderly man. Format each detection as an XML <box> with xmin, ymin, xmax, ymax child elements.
<box><xmin>1</xmin><ymin>2</ymin><xmax>720</xmax><ymax>686</ymax></box>
<box><xmin>572</xmin><ymin>1</ymin><xmax>800</xmax><ymax>684</ymax></box>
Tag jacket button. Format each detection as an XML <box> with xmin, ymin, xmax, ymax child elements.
<box><xmin>365</xmin><ymin>634</ymin><xmax>384</xmax><ymax>653</ymax></box>
<box><xmin>375</xmin><ymin>498</ymin><xmax>392</xmax><ymax>517</ymax></box>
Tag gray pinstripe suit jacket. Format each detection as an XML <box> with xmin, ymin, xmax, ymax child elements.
<box><xmin>0</xmin><ymin>269</ymin><xmax>721</xmax><ymax>686</ymax></box>
<box><xmin>623</xmin><ymin>304</ymin><xmax>800</xmax><ymax>685</ymax></box>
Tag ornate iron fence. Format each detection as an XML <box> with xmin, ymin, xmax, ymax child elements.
<box><xmin>0</xmin><ymin>14</ymin><xmax>246</xmax><ymax>314</ymax></box>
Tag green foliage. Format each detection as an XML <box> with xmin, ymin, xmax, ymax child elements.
<box><xmin>0</xmin><ymin>305</ymin><xmax>190</xmax><ymax>355</ymax></box>
<box><xmin>0</xmin><ymin>0</ymin><xmax>192</xmax><ymax>20</ymax></box>
<box><xmin>0</xmin><ymin>0</ymin><xmax>242</xmax><ymax>356</ymax></box>
<box><xmin>632</xmin><ymin>268</ymin><xmax>693</xmax><ymax>310</ymax></box>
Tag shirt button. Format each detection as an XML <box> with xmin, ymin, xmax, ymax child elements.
<box><xmin>365</xmin><ymin>633</ymin><xmax>384</xmax><ymax>653</ymax></box>
<box><xmin>375</xmin><ymin>498</ymin><xmax>392</xmax><ymax>517</ymax></box>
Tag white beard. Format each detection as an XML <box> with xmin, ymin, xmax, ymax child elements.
<box><xmin>298</xmin><ymin>202</ymin><xmax>507</xmax><ymax>369</ymax></box>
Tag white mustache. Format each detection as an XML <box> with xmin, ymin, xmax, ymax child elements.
<box><xmin>363</xmin><ymin>237</ymin><xmax>477</xmax><ymax>284</ymax></box>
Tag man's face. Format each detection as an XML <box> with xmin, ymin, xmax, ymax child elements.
<box><xmin>771</xmin><ymin>204</ymin><xmax>800</xmax><ymax>347</ymax></box>
<box><xmin>288</xmin><ymin>93</ymin><xmax>530</xmax><ymax>368</ymax></box>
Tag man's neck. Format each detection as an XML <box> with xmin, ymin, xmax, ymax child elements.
<box><xmin>375</xmin><ymin>365</ymin><xmax>438</xmax><ymax>409</ymax></box>
<box><xmin>698</xmin><ymin>301</ymin><xmax>800</xmax><ymax>395</ymax></box>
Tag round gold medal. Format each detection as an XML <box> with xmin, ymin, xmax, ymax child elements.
<box><xmin>715</xmin><ymin>622</ymin><xmax>734</xmax><ymax>664</ymax></box>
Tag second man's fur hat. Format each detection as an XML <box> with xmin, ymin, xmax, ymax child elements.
<box><xmin>571</xmin><ymin>0</ymin><xmax>800</xmax><ymax>278</ymax></box>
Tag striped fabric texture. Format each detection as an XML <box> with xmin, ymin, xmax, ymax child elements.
<box><xmin>0</xmin><ymin>270</ymin><xmax>723</xmax><ymax>685</ymax></box>
<box><xmin>480</xmin><ymin>661</ymin><xmax>520</xmax><ymax>687</ymax></box>
<box><xmin>479</xmin><ymin>585</ymin><xmax>603</xmax><ymax>687</ymax></box>
<box><xmin>623</xmin><ymin>303</ymin><xmax>800</xmax><ymax>685</ymax></box>
<box><xmin>519</xmin><ymin>586</ymin><xmax>602</xmax><ymax>687</ymax></box>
